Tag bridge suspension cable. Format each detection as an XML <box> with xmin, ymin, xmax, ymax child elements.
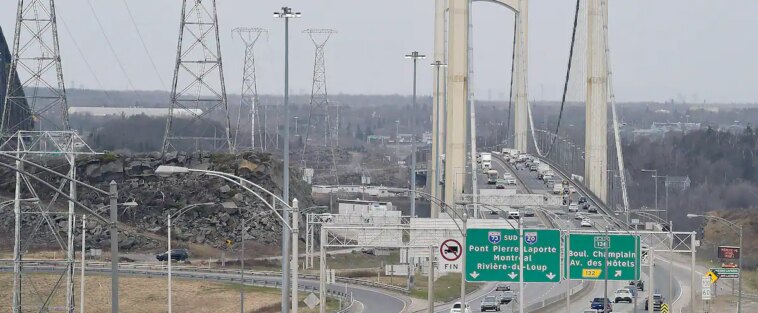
<box><xmin>527</xmin><ymin>0</ymin><xmax>582</xmax><ymax>158</ymax></box>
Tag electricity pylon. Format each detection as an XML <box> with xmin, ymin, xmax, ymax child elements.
<box><xmin>232</xmin><ymin>27</ymin><xmax>267</xmax><ymax>150</ymax></box>
<box><xmin>163</xmin><ymin>0</ymin><xmax>233</xmax><ymax>155</ymax></box>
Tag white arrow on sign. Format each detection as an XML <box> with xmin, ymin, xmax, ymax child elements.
<box><xmin>470</xmin><ymin>271</ymin><xmax>480</xmax><ymax>279</ymax></box>
<box><xmin>546</xmin><ymin>272</ymin><xmax>556</xmax><ymax>280</ymax></box>
<box><xmin>508</xmin><ymin>272</ymin><xmax>518</xmax><ymax>279</ymax></box>
<box><xmin>614</xmin><ymin>270</ymin><xmax>622</xmax><ymax>277</ymax></box>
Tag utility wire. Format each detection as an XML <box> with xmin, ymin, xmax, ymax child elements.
<box><xmin>57</xmin><ymin>15</ymin><xmax>115</xmax><ymax>106</ymax></box>
<box><xmin>85</xmin><ymin>0</ymin><xmax>145</xmax><ymax>103</ymax></box>
<box><xmin>120</xmin><ymin>0</ymin><xmax>168</xmax><ymax>90</ymax></box>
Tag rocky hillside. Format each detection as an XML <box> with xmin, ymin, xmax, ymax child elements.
<box><xmin>0</xmin><ymin>151</ymin><xmax>313</xmax><ymax>253</ymax></box>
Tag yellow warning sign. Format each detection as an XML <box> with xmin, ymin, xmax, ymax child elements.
<box><xmin>660</xmin><ymin>303</ymin><xmax>669</xmax><ymax>313</ymax></box>
<box><xmin>706</xmin><ymin>271</ymin><xmax>719</xmax><ymax>283</ymax></box>
<box><xmin>582</xmin><ymin>269</ymin><xmax>602</xmax><ymax>278</ymax></box>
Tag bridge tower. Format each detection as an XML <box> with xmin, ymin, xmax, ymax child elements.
<box><xmin>435</xmin><ymin>0</ymin><xmax>528</xmax><ymax>210</ymax></box>
<box><xmin>512</xmin><ymin>0</ymin><xmax>530</xmax><ymax>153</ymax></box>
<box><xmin>585</xmin><ymin>0</ymin><xmax>608</xmax><ymax>202</ymax></box>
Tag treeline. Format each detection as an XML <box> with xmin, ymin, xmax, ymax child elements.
<box><xmin>624</xmin><ymin>127</ymin><xmax>758</xmax><ymax>230</ymax></box>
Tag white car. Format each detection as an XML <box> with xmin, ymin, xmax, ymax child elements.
<box><xmin>614</xmin><ymin>288</ymin><xmax>633</xmax><ymax>303</ymax></box>
<box><xmin>568</xmin><ymin>203</ymin><xmax>579</xmax><ymax>212</ymax></box>
<box><xmin>574</xmin><ymin>212</ymin><xmax>584</xmax><ymax>220</ymax></box>
<box><xmin>580</xmin><ymin>219</ymin><xmax>593</xmax><ymax>228</ymax></box>
<box><xmin>450</xmin><ymin>302</ymin><xmax>470</xmax><ymax>313</ymax></box>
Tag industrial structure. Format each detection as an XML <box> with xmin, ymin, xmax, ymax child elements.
<box><xmin>162</xmin><ymin>0</ymin><xmax>233</xmax><ymax>155</ymax></box>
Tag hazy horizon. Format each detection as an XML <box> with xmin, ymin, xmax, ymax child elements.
<box><xmin>2</xmin><ymin>0</ymin><xmax>758</xmax><ymax>103</ymax></box>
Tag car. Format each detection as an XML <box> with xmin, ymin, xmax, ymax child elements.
<box><xmin>582</xmin><ymin>203</ymin><xmax>591</xmax><ymax>210</ymax></box>
<box><xmin>578</xmin><ymin>196</ymin><xmax>587</xmax><ymax>204</ymax></box>
<box><xmin>480</xmin><ymin>296</ymin><xmax>501</xmax><ymax>312</ymax></box>
<box><xmin>156</xmin><ymin>249</ymin><xmax>189</xmax><ymax>262</ymax></box>
<box><xmin>498</xmin><ymin>290</ymin><xmax>516</xmax><ymax>304</ymax></box>
<box><xmin>495</xmin><ymin>284</ymin><xmax>511</xmax><ymax>291</ymax></box>
<box><xmin>590</xmin><ymin>298</ymin><xmax>612</xmax><ymax>312</ymax></box>
<box><xmin>569</xmin><ymin>186</ymin><xmax>576</xmax><ymax>193</ymax></box>
<box><xmin>495</xmin><ymin>179</ymin><xmax>507</xmax><ymax>189</ymax></box>
<box><xmin>588</xmin><ymin>206</ymin><xmax>598</xmax><ymax>213</ymax></box>
<box><xmin>523</xmin><ymin>210</ymin><xmax>535</xmax><ymax>217</ymax></box>
<box><xmin>614</xmin><ymin>288</ymin><xmax>633</xmax><ymax>303</ymax></box>
<box><xmin>645</xmin><ymin>294</ymin><xmax>664</xmax><ymax>311</ymax></box>
<box><xmin>624</xmin><ymin>285</ymin><xmax>638</xmax><ymax>299</ymax></box>
<box><xmin>580</xmin><ymin>219</ymin><xmax>593</xmax><ymax>228</ymax></box>
<box><xmin>569</xmin><ymin>203</ymin><xmax>579</xmax><ymax>212</ymax></box>
<box><xmin>450</xmin><ymin>302</ymin><xmax>470</xmax><ymax>313</ymax></box>
<box><xmin>489</xmin><ymin>209</ymin><xmax>499</xmax><ymax>215</ymax></box>
<box><xmin>574</xmin><ymin>212</ymin><xmax>584</xmax><ymax>220</ymax></box>
<box><xmin>629</xmin><ymin>280</ymin><xmax>645</xmax><ymax>291</ymax></box>
<box><xmin>507</xmin><ymin>211</ymin><xmax>520</xmax><ymax>220</ymax></box>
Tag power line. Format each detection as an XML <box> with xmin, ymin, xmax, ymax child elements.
<box><xmin>120</xmin><ymin>0</ymin><xmax>168</xmax><ymax>90</ymax></box>
<box><xmin>84</xmin><ymin>0</ymin><xmax>145</xmax><ymax>103</ymax></box>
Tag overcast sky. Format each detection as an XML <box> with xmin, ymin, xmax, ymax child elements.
<box><xmin>2</xmin><ymin>0</ymin><xmax>757</xmax><ymax>103</ymax></box>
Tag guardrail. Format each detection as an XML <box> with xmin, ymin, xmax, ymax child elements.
<box><xmin>537</xmin><ymin>157</ymin><xmax>628</xmax><ymax>230</ymax></box>
<box><xmin>2</xmin><ymin>263</ymin><xmax>356</xmax><ymax>312</ymax></box>
<box><xmin>525</xmin><ymin>279</ymin><xmax>591</xmax><ymax>312</ymax></box>
<box><xmin>1</xmin><ymin>261</ymin><xmax>408</xmax><ymax>294</ymax></box>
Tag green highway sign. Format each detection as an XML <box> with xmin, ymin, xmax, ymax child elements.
<box><xmin>465</xmin><ymin>228</ymin><xmax>561</xmax><ymax>283</ymax></box>
<box><xmin>711</xmin><ymin>268</ymin><xmax>740</xmax><ymax>279</ymax></box>
<box><xmin>567</xmin><ymin>233</ymin><xmax>640</xmax><ymax>280</ymax></box>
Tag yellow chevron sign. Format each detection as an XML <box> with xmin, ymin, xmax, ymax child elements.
<box><xmin>706</xmin><ymin>271</ymin><xmax>719</xmax><ymax>283</ymax></box>
<box><xmin>660</xmin><ymin>303</ymin><xmax>670</xmax><ymax>313</ymax></box>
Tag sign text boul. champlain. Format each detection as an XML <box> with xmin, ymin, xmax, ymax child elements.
<box><xmin>566</xmin><ymin>233</ymin><xmax>640</xmax><ymax>280</ymax></box>
<box><xmin>465</xmin><ymin>228</ymin><xmax>561</xmax><ymax>283</ymax></box>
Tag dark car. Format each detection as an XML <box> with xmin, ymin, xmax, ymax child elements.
<box><xmin>495</xmin><ymin>284</ymin><xmax>511</xmax><ymax>291</ymax></box>
<box><xmin>498</xmin><ymin>290</ymin><xmax>515</xmax><ymax>304</ymax></box>
<box><xmin>591</xmin><ymin>298</ymin><xmax>612</xmax><ymax>312</ymax></box>
<box><xmin>156</xmin><ymin>249</ymin><xmax>189</xmax><ymax>262</ymax></box>
<box><xmin>629</xmin><ymin>280</ymin><xmax>645</xmax><ymax>291</ymax></box>
<box><xmin>645</xmin><ymin>294</ymin><xmax>664</xmax><ymax>311</ymax></box>
<box><xmin>582</xmin><ymin>203</ymin><xmax>591</xmax><ymax>210</ymax></box>
<box><xmin>480</xmin><ymin>296</ymin><xmax>500</xmax><ymax>312</ymax></box>
<box><xmin>578</xmin><ymin>196</ymin><xmax>587</xmax><ymax>204</ymax></box>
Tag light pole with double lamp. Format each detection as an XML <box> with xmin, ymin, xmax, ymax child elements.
<box><xmin>155</xmin><ymin>165</ymin><xmax>300</xmax><ymax>312</ymax></box>
<box><xmin>166</xmin><ymin>203</ymin><xmax>215</xmax><ymax>313</ymax></box>
<box><xmin>688</xmin><ymin>213</ymin><xmax>743</xmax><ymax>312</ymax></box>
<box><xmin>274</xmin><ymin>7</ymin><xmax>300</xmax><ymax>312</ymax></box>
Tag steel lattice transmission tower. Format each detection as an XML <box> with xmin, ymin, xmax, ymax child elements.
<box><xmin>1</xmin><ymin>0</ymin><xmax>69</xmax><ymax>135</ymax></box>
<box><xmin>301</xmin><ymin>29</ymin><xmax>337</xmax><ymax>155</ymax></box>
<box><xmin>163</xmin><ymin>0</ymin><xmax>233</xmax><ymax>155</ymax></box>
<box><xmin>0</xmin><ymin>2</ymin><xmax>97</xmax><ymax>313</ymax></box>
<box><xmin>232</xmin><ymin>27</ymin><xmax>267</xmax><ymax>150</ymax></box>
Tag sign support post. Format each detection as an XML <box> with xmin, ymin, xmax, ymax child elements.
<box><xmin>519</xmin><ymin>209</ymin><xmax>524</xmax><ymax>313</ymax></box>
<box><xmin>460</xmin><ymin>212</ymin><xmax>467</xmax><ymax>309</ymax></box>
<box><xmin>428</xmin><ymin>245</ymin><xmax>435</xmax><ymax>313</ymax></box>
<box><xmin>565</xmin><ymin>229</ymin><xmax>570</xmax><ymax>313</ymax></box>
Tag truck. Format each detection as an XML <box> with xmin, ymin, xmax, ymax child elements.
<box><xmin>537</xmin><ymin>164</ymin><xmax>551</xmax><ymax>175</ymax></box>
<box><xmin>480</xmin><ymin>152</ymin><xmax>492</xmax><ymax>170</ymax></box>
<box><xmin>487</xmin><ymin>169</ymin><xmax>499</xmax><ymax>184</ymax></box>
<box><xmin>553</xmin><ymin>183</ymin><xmax>563</xmax><ymax>194</ymax></box>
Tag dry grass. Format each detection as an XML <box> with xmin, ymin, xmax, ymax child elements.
<box><xmin>0</xmin><ymin>273</ymin><xmax>338</xmax><ymax>313</ymax></box>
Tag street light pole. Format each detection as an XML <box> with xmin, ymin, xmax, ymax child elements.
<box><xmin>460</xmin><ymin>211</ymin><xmax>468</xmax><ymax>310</ymax></box>
<box><xmin>405</xmin><ymin>51</ymin><xmax>426</xmax><ymax>218</ymax></box>
<box><xmin>80</xmin><ymin>215</ymin><xmax>86</xmax><ymax>313</ymax></box>
<box><xmin>641</xmin><ymin>169</ymin><xmax>658</xmax><ymax>218</ymax></box>
<box><xmin>274</xmin><ymin>7</ymin><xmax>300</xmax><ymax>313</ymax></box>
<box><xmin>166</xmin><ymin>203</ymin><xmax>214</xmax><ymax>313</ymax></box>
<box><xmin>109</xmin><ymin>181</ymin><xmax>119</xmax><ymax>313</ymax></box>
